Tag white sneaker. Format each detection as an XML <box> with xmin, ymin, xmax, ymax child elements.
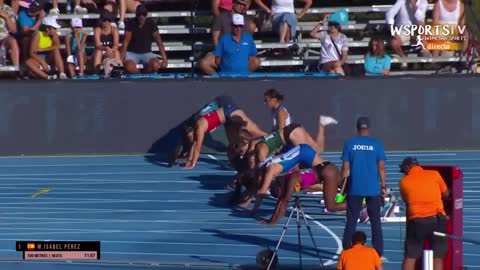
<box><xmin>74</xmin><ymin>6</ymin><xmax>88</xmax><ymax>14</ymax></box>
<box><xmin>59</xmin><ymin>73</ymin><xmax>68</xmax><ymax>80</ymax></box>
<box><xmin>320</xmin><ymin>115</ymin><xmax>338</xmax><ymax>126</ymax></box>
<box><xmin>49</xmin><ymin>8</ymin><xmax>60</xmax><ymax>15</ymax></box>
<box><xmin>118</xmin><ymin>21</ymin><xmax>125</xmax><ymax>30</ymax></box>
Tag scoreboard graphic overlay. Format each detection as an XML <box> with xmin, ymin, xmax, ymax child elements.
<box><xmin>16</xmin><ymin>241</ymin><xmax>101</xmax><ymax>260</ymax></box>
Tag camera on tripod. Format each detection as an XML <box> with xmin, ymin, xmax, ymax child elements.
<box><xmin>255</xmin><ymin>193</ymin><xmax>326</xmax><ymax>270</ymax></box>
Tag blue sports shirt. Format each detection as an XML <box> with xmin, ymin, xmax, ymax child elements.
<box><xmin>341</xmin><ymin>135</ymin><xmax>386</xmax><ymax>196</ymax></box>
<box><xmin>214</xmin><ymin>32</ymin><xmax>257</xmax><ymax>74</ymax></box>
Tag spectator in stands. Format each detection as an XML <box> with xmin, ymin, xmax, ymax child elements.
<box><xmin>214</xmin><ymin>14</ymin><xmax>259</xmax><ymax>75</ymax></box>
<box><xmin>65</xmin><ymin>17</ymin><xmax>87</xmax><ymax>77</ymax></box>
<box><xmin>364</xmin><ymin>36</ymin><xmax>391</xmax><ymax>76</ymax></box>
<box><xmin>212</xmin><ymin>0</ymin><xmax>254</xmax><ymax>44</ymax></box>
<box><xmin>310</xmin><ymin>9</ymin><xmax>349</xmax><ymax>76</ymax></box>
<box><xmin>16</xmin><ymin>0</ymin><xmax>60</xmax><ymax>16</ymax></box>
<box><xmin>99</xmin><ymin>0</ymin><xmax>140</xmax><ymax>30</ymax></box>
<box><xmin>199</xmin><ymin>0</ymin><xmax>254</xmax><ymax>75</ymax></box>
<box><xmin>386</xmin><ymin>0</ymin><xmax>428</xmax><ymax>68</ymax></box>
<box><xmin>18</xmin><ymin>0</ymin><xmax>45</xmax><ymax>62</ymax></box>
<box><xmin>255</xmin><ymin>0</ymin><xmax>312</xmax><ymax>43</ymax></box>
<box><xmin>94</xmin><ymin>10</ymin><xmax>123</xmax><ymax>76</ymax></box>
<box><xmin>338</xmin><ymin>231</ymin><xmax>383</xmax><ymax>270</ymax></box>
<box><xmin>121</xmin><ymin>4</ymin><xmax>168</xmax><ymax>74</ymax></box>
<box><xmin>432</xmin><ymin>0</ymin><xmax>466</xmax><ymax>56</ymax></box>
<box><xmin>0</xmin><ymin>0</ymin><xmax>20</xmax><ymax>67</ymax></box>
<box><xmin>25</xmin><ymin>16</ymin><xmax>67</xmax><ymax>79</ymax></box>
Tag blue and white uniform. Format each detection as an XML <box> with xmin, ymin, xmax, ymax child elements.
<box><xmin>259</xmin><ymin>144</ymin><xmax>317</xmax><ymax>174</ymax></box>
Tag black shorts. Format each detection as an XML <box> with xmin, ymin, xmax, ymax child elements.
<box><xmin>311</xmin><ymin>161</ymin><xmax>332</xmax><ymax>184</ymax></box>
<box><xmin>283</xmin><ymin>123</ymin><xmax>301</xmax><ymax>145</ymax></box>
<box><xmin>404</xmin><ymin>214</ymin><xmax>448</xmax><ymax>259</ymax></box>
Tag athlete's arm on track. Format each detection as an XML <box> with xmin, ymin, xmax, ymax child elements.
<box><xmin>261</xmin><ymin>172</ymin><xmax>297</xmax><ymax>225</ymax></box>
<box><xmin>251</xmin><ymin>163</ymin><xmax>283</xmax><ymax>214</ymax></box>
<box><xmin>184</xmin><ymin>120</ymin><xmax>207</xmax><ymax>169</ymax></box>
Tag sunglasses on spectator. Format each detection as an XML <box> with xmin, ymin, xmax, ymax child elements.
<box><xmin>136</xmin><ymin>12</ymin><xmax>147</xmax><ymax>17</ymax></box>
<box><xmin>232</xmin><ymin>24</ymin><xmax>243</xmax><ymax>28</ymax></box>
<box><xmin>328</xmin><ymin>22</ymin><xmax>340</xmax><ymax>27</ymax></box>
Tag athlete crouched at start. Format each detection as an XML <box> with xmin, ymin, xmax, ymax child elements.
<box><xmin>184</xmin><ymin>97</ymin><xmax>267</xmax><ymax>169</ymax></box>
<box><xmin>250</xmin><ymin>144</ymin><xmax>346</xmax><ymax>222</ymax></box>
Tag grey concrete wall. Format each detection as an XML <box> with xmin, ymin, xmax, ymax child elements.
<box><xmin>0</xmin><ymin>76</ymin><xmax>479</xmax><ymax>156</ymax></box>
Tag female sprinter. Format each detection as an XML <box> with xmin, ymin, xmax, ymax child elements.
<box><xmin>184</xmin><ymin>97</ymin><xmax>267</xmax><ymax>169</ymax></box>
<box><xmin>254</xmin><ymin>88</ymin><xmax>292</xmax><ymax>165</ymax></box>
<box><xmin>250</xmin><ymin>143</ymin><xmax>346</xmax><ymax>218</ymax></box>
<box><xmin>255</xmin><ymin>116</ymin><xmax>337</xmax><ymax>167</ymax></box>
<box><xmin>169</xmin><ymin>96</ymin><xmax>226</xmax><ymax>165</ymax></box>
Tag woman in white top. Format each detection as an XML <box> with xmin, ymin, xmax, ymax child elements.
<box><xmin>310</xmin><ymin>13</ymin><xmax>349</xmax><ymax>76</ymax></box>
<box><xmin>385</xmin><ymin>0</ymin><xmax>428</xmax><ymax>62</ymax></box>
<box><xmin>264</xmin><ymin>88</ymin><xmax>291</xmax><ymax>131</ymax></box>
<box><xmin>432</xmin><ymin>0</ymin><xmax>466</xmax><ymax>56</ymax></box>
<box><xmin>255</xmin><ymin>0</ymin><xmax>311</xmax><ymax>43</ymax></box>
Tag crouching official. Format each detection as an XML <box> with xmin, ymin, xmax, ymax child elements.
<box><xmin>399</xmin><ymin>157</ymin><xmax>449</xmax><ymax>270</ymax></box>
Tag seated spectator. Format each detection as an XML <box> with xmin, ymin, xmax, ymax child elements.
<box><xmin>0</xmin><ymin>0</ymin><xmax>20</xmax><ymax>67</ymax></box>
<box><xmin>364</xmin><ymin>37</ymin><xmax>391</xmax><ymax>76</ymax></box>
<box><xmin>14</xmin><ymin>0</ymin><xmax>59</xmax><ymax>15</ymax></box>
<box><xmin>17</xmin><ymin>0</ymin><xmax>45</xmax><ymax>62</ymax></box>
<box><xmin>121</xmin><ymin>4</ymin><xmax>168</xmax><ymax>74</ymax></box>
<box><xmin>432</xmin><ymin>0</ymin><xmax>466</xmax><ymax>56</ymax></box>
<box><xmin>338</xmin><ymin>231</ymin><xmax>383</xmax><ymax>270</ymax></box>
<box><xmin>94</xmin><ymin>10</ymin><xmax>123</xmax><ymax>76</ymax></box>
<box><xmin>255</xmin><ymin>0</ymin><xmax>311</xmax><ymax>43</ymax></box>
<box><xmin>200</xmin><ymin>0</ymin><xmax>254</xmax><ymax>75</ymax></box>
<box><xmin>386</xmin><ymin>0</ymin><xmax>428</xmax><ymax>67</ymax></box>
<box><xmin>25</xmin><ymin>16</ymin><xmax>66</xmax><ymax>79</ymax></box>
<box><xmin>214</xmin><ymin>14</ymin><xmax>259</xmax><ymax>75</ymax></box>
<box><xmin>211</xmin><ymin>0</ymin><xmax>254</xmax><ymax>43</ymax></box>
<box><xmin>65</xmin><ymin>17</ymin><xmax>87</xmax><ymax>77</ymax></box>
<box><xmin>99</xmin><ymin>0</ymin><xmax>140</xmax><ymax>30</ymax></box>
<box><xmin>72</xmin><ymin>0</ymin><xmax>139</xmax><ymax>29</ymax></box>
<box><xmin>310</xmin><ymin>9</ymin><xmax>349</xmax><ymax>76</ymax></box>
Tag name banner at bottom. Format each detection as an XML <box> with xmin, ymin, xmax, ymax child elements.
<box><xmin>24</xmin><ymin>251</ymin><xmax>98</xmax><ymax>260</ymax></box>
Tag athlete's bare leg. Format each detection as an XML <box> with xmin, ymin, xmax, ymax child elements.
<box><xmin>314</xmin><ymin>115</ymin><xmax>338</xmax><ymax>153</ymax></box>
<box><xmin>231</xmin><ymin>110</ymin><xmax>268</xmax><ymax>139</ymax></box>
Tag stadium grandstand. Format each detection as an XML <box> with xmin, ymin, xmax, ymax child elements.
<box><xmin>0</xmin><ymin>0</ymin><xmax>478</xmax><ymax>79</ymax></box>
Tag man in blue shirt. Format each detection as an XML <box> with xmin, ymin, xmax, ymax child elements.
<box><xmin>214</xmin><ymin>13</ymin><xmax>259</xmax><ymax>75</ymax></box>
<box><xmin>340</xmin><ymin>116</ymin><xmax>387</xmax><ymax>257</ymax></box>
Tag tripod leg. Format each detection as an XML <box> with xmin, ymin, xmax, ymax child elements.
<box><xmin>298</xmin><ymin>203</ymin><xmax>325</xmax><ymax>269</ymax></box>
<box><xmin>296</xmin><ymin>197</ymin><xmax>303</xmax><ymax>270</ymax></box>
<box><xmin>267</xmin><ymin>206</ymin><xmax>296</xmax><ymax>270</ymax></box>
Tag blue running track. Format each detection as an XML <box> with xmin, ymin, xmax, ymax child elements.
<box><xmin>0</xmin><ymin>150</ymin><xmax>478</xmax><ymax>269</ymax></box>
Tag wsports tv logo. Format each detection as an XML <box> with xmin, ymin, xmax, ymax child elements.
<box><xmin>390</xmin><ymin>24</ymin><xmax>467</xmax><ymax>51</ymax></box>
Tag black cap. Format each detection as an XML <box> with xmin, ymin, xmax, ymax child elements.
<box><xmin>29</xmin><ymin>0</ymin><xmax>43</xmax><ymax>13</ymax></box>
<box><xmin>100</xmin><ymin>10</ymin><xmax>116</xmax><ymax>22</ymax></box>
<box><xmin>135</xmin><ymin>4</ymin><xmax>148</xmax><ymax>16</ymax></box>
<box><xmin>399</xmin><ymin>157</ymin><xmax>419</xmax><ymax>172</ymax></box>
<box><xmin>356</xmin><ymin>116</ymin><xmax>370</xmax><ymax>129</ymax></box>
